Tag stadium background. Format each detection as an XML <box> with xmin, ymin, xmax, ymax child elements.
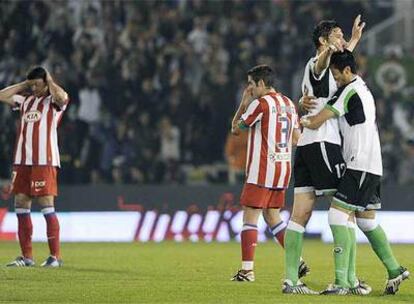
<box><xmin>0</xmin><ymin>0</ymin><xmax>413</xmax><ymax>243</ymax></box>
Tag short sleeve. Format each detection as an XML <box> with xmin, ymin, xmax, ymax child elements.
<box><xmin>12</xmin><ymin>95</ymin><xmax>25</xmax><ymax>111</ymax></box>
<box><xmin>51</xmin><ymin>97</ymin><xmax>70</xmax><ymax>112</ymax></box>
<box><xmin>309</xmin><ymin>58</ymin><xmax>329</xmax><ymax>81</ymax></box>
<box><xmin>241</xmin><ymin>99</ymin><xmax>263</xmax><ymax>127</ymax></box>
<box><xmin>325</xmin><ymin>88</ymin><xmax>357</xmax><ymax>117</ymax></box>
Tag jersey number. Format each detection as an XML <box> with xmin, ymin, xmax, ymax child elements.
<box><xmin>334</xmin><ymin>163</ymin><xmax>346</xmax><ymax>179</ymax></box>
<box><xmin>277</xmin><ymin>116</ymin><xmax>291</xmax><ymax>149</ymax></box>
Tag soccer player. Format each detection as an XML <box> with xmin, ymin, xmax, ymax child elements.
<box><xmin>301</xmin><ymin>50</ymin><xmax>410</xmax><ymax>295</ymax></box>
<box><xmin>229</xmin><ymin>65</ymin><xmax>311</xmax><ymax>286</ymax></box>
<box><xmin>283</xmin><ymin>16</ymin><xmax>366</xmax><ymax>294</ymax></box>
<box><xmin>0</xmin><ymin>67</ymin><xmax>69</xmax><ymax>267</ymax></box>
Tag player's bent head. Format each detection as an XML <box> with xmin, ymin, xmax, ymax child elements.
<box><xmin>247</xmin><ymin>65</ymin><xmax>274</xmax><ymax>88</ymax></box>
<box><xmin>312</xmin><ymin>20</ymin><xmax>340</xmax><ymax>48</ymax></box>
<box><xmin>26</xmin><ymin>66</ymin><xmax>48</xmax><ymax>96</ymax></box>
<box><xmin>27</xmin><ymin>66</ymin><xmax>47</xmax><ymax>82</ymax></box>
<box><xmin>330</xmin><ymin>50</ymin><xmax>357</xmax><ymax>74</ymax></box>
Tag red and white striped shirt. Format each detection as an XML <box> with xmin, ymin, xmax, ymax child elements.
<box><xmin>12</xmin><ymin>94</ymin><xmax>68</xmax><ymax>168</ymax></box>
<box><xmin>241</xmin><ymin>92</ymin><xmax>299</xmax><ymax>189</ymax></box>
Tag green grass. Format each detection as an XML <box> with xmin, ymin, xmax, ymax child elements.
<box><xmin>0</xmin><ymin>241</ymin><xmax>413</xmax><ymax>303</ymax></box>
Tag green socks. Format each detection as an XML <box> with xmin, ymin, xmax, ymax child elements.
<box><xmin>330</xmin><ymin>224</ymin><xmax>351</xmax><ymax>288</ymax></box>
<box><xmin>364</xmin><ymin>225</ymin><xmax>401</xmax><ymax>278</ymax></box>
<box><xmin>347</xmin><ymin>223</ymin><xmax>358</xmax><ymax>287</ymax></box>
<box><xmin>285</xmin><ymin>221</ymin><xmax>305</xmax><ymax>284</ymax></box>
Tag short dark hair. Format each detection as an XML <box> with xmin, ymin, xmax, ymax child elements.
<box><xmin>312</xmin><ymin>20</ymin><xmax>340</xmax><ymax>48</ymax></box>
<box><xmin>247</xmin><ymin>64</ymin><xmax>274</xmax><ymax>87</ymax></box>
<box><xmin>26</xmin><ymin>66</ymin><xmax>47</xmax><ymax>81</ymax></box>
<box><xmin>330</xmin><ymin>50</ymin><xmax>357</xmax><ymax>74</ymax></box>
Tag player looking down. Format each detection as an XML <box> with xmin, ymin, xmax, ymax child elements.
<box><xmin>0</xmin><ymin>66</ymin><xmax>69</xmax><ymax>267</ymax></box>
<box><xmin>301</xmin><ymin>50</ymin><xmax>409</xmax><ymax>295</ymax></box>
<box><xmin>230</xmin><ymin>65</ymin><xmax>311</xmax><ymax>287</ymax></box>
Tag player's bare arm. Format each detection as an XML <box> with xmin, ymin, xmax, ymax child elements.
<box><xmin>46</xmin><ymin>70</ymin><xmax>68</xmax><ymax>108</ymax></box>
<box><xmin>300</xmin><ymin>108</ymin><xmax>336</xmax><ymax>130</ymax></box>
<box><xmin>346</xmin><ymin>15</ymin><xmax>366</xmax><ymax>52</ymax></box>
<box><xmin>314</xmin><ymin>43</ymin><xmax>339</xmax><ymax>76</ymax></box>
<box><xmin>231</xmin><ymin>86</ymin><xmax>254</xmax><ymax>135</ymax></box>
<box><xmin>0</xmin><ymin>81</ymin><xmax>28</xmax><ymax>106</ymax></box>
<box><xmin>298</xmin><ymin>88</ymin><xmax>317</xmax><ymax>114</ymax></box>
<box><xmin>292</xmin><ymin>128</ymin><xmax>301</xmax><ymax>146</ymax></box>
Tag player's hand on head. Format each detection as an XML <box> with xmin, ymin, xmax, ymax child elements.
<box><xmin>351</xmin><ymin>14</ymin><xmax>366</xmax><ymax>41</ymax></box>
<box><xmin>44</xmin><ymin>68</ymin><xmax>53</xmax><ymax>83</ymax></box>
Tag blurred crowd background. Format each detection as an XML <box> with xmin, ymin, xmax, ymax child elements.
<box><xmin>0</xmin><ymin>0</ymin><xmax>413</xmax><ymax>186</ymax></box>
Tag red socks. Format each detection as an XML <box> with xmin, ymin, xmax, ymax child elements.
<box><xmin>16</xmin><ymin>208</ymin><xmax>33</xmax><ymax>259</ymax></box>
<box><xmin>42</xmin><ymin>207</ymin><xmax>60</xmax><ymax>258</ymax></box>
<box><xmin>270</xmin><ymin>221</ymin><xmax>287</xmax><ymax>248</ymax></box>
<box><xmin>241</xmin><ymin>224</ymin><xmax>258</xmax><ymax>270</ymax></box>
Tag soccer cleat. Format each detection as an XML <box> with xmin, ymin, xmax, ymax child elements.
<box><xmin>298</xmin><ymin>260</ymin><xmax>310</xmax><ymax>278</ymax></box>
<box><xmin>6</xmin><ymin>256</ymin><xmax>35</xmax><ymax>267</ymax></box>
<box><xmin>383</xmin><ymin>266</ymin><xmax>410</xmax><ymax>295</ymax></box>
<box><xmin>282</xmin><ymin>279</ymin><xmax>319</xmax><ymax>295</ymax></box>
<box><xmin>231</xmin><ymin>269</ymin><xmax>255</xmax><ymax>282</ymax></box>
<box><xmin>349</xmin><ymin>279</ymin><xmax>372</xmax><ymax>295</ymax></box>
<box><xmin>41</xmin><ymin>255</ymin><xmax>63</xmax><ymax>268</ymax></box>
<box><xmin>320</xmin><ymin>283</ymin><xmax>349</xmax><ymax>295</ymax></box>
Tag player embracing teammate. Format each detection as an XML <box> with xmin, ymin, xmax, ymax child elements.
<box><xmin>0</xmin><ymin>67</ymin><xmax>69</xmax><ymax>267</ymax></box>
<box><xmin>284</xmin><ymin>16</ymin><xmax>409</xmax><ymax>295</ymax></box>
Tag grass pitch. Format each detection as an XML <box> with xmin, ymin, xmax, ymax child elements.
<box><xmin>0</xmin><ymin>241</ymin><xmax>413</xmax><ymax>303</ymax></box>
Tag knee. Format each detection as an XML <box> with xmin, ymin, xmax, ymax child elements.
<box><xmin>290</xmin><ymin>210</ymin><xmax>312</xmax><ymax>227</ymax></box>
<box><xmin>328</xmin><ymin>207</ymin><xmax>349</xmax><ymax>226</ymax></box>
<box><xmin>263</xmin><ymin>210</ymin><xmax>281</xmax><ymax>225</ymax></box>
<box><xmin>242</xmin><ymin>207</ymin><xmax>261</xmax><ymax>226</ymax></box>
<box><xmin>356</xmin><ymin>217</ymin><xmax>378</xmax><ymax>232</ymax></box>
<box><xmin>36</xmin><ymin>196</ymin><xmax>55</xmax><ymax>208</ymax></box>
<box><xmin>14</xmin><ymin>198</ymin><xmax>30</xmax><ymax>209</ymax></box>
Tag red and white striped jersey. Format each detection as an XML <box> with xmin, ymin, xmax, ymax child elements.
<box><xmin>241</xmin><ymin>92</ymin><xmax>299</xmax><ymax>189</ymax></box>
<box><xmin>12</xmin><ymin>94</ymin><xmax>69</xmax><ymax>168</ymax></box>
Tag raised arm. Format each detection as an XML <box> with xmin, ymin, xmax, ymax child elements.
<box><xmin>314</xmin><ymin>44</ymin><xmax>338</xmax><ymax>76</ymax></box>
<box><xmin>300</xmin><ymin>108</ymin><xmax>336</xmax><ymax>130</ymax></box>
<box><xmin>345</xmin><ymin>15</ymin><xmax>365</xmax><ymax>52</ymax></box>
<box><xmin>0</xmin><ymin>81</ymin><xmax>28</xmax><ymax>106</ymax></box>
<box><xmin>46</xmin><ymin>70</ymin><xmax>69</xmax><ymax>108</ymax></box>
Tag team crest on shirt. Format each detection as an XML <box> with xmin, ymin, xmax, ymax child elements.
<box><xmin>23</xmin><ymin>110</ymin><xmax>42</xmax><ymax>123</ymax></box>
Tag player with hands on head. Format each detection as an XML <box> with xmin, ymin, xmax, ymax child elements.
<box><xmin>0</xmin><ymin>66</ymin><xmax>69</xmax><ymax>267</ymax></box>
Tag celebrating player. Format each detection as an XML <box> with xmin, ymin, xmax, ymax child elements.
<box><xmin>283</xmin><ymin>16</ymin><xmax>366</xmax><ymax>294</ymax></box>
<box><xmin>229</xmin><ymin>65</ymin><xmax>311</xmax><ymax>286</ymax></box>
<box><xmin>0</xmin><ymin>66</ymin><xmax>69</xmax><ymax>267</ymax></box>
<box><xmin>301</xmin><ymin>50</ymin><xmax>410</xmax><ymax>295</ymax></box>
